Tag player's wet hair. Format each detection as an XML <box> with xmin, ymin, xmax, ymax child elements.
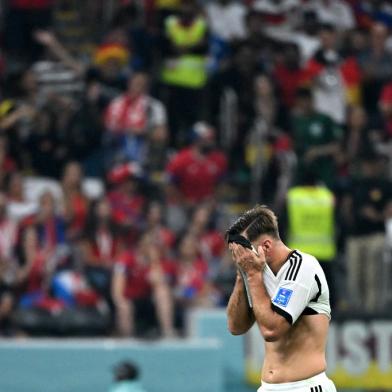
<box><xmin>225</xmin><ymin>205</ymin><xmax>280</xmax><ymax>242</ymax></box>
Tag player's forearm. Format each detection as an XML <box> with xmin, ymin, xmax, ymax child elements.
<box><xmin>227</xmin><ymin>274</ymin><xmax>255</xmax><ymax>335</ymax></box>
<box><xmin>247</xmin><ymin>272</ymin><xmax>288</xmax><ymax>342</ymax></box>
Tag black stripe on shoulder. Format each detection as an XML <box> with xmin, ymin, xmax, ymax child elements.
<box><xmin>287</xmin><ymin>251</ymin><xmax>302</xmax><ymax>281</ymax></box>
<box><xmin>271</xmin><ymin>303</ymin><xmax>293</xmax><ymax>324</ymax></box>
<box><xmin>291</xmin><ymin>252</ymin><xmax>303</xmax><ymax>281</ymax></box>
<box><xmin>312</xmin><ymin>274</ymin><xmax>322</xmax><ymax>302</ymax></box>
<box><xmin>284</xmin><ymin>258</ymin><xmax>294</xmax><ymax>280</ymax></box>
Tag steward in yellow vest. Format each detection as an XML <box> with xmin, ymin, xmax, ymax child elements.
<box><xmin>287</xmin><ymin>185</ymin><xmax>336</xmax><ymax>261</ymax></box>
<box><xmin>161</xmin><ymin>3</ymin><xmax>208</xmax><ymax>89</ymax></box>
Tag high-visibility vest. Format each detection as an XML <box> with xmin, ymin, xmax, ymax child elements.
<box><xmin>162</xmin><ymin>16</ymin><xmax>207</xmax><ymax>89</ymax></box>
<box><xmin>287</xmin><ymin>186</ymin><xmax>336</xmax><ymax>261</ymax></box>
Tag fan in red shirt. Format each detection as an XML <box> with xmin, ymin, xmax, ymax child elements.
<box><xmin>61</xmin><ymin>161</ymin><xmax>89</xmax><ymax>240</ymax></box>
<box><xmin>188</xmin><ymin>204</ymin><xmax>225</xmax><ymax>264</ymax></box>
<box><xmin>107</xmin><ymin>162</ymin><xmax>145</xmax><ymax>237</ymax></box>
<box><xmin>80</xmin><ymin>198</ymin><xmax>124</xmax><ymax>304</ymax></box>
<box><xmin>175</xmin><ymin>233</ymin><xmax>214</xmax><ymax>310</ymax></box>
<box><xmin>111</xmin><ymin>233</ymin><xmax>176</xmax><ymax>337</ymax></box>
<box><xmin>165</xmin><ymin>122</ymin><xmax>228</xmax><ymax>205</ymax></box>
<box><xmin>144</xmin><ymin>201</ymin><xmax>176</xmax><ymax>257</ymax></box>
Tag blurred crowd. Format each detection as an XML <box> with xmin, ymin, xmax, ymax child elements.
<box><xmin>0</xmin><ymin>0</ymin><xmax>391</xmax><ymax>337</ymax></box>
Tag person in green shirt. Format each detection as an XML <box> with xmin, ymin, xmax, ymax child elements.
<box><xmin>109</xmin><ymin>361</ymin><xmax>147</xmax><ymax>392</ymax></box>
<box><xmin>291</xmin><ymin>87</ymin><xmax>342</xmax><ymax>188</ymax></box>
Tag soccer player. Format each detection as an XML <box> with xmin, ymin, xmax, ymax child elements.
<box><xmin>226</xmin><ymin>205</ymin><xmax>336</xmax><ymax>392</ymax></box>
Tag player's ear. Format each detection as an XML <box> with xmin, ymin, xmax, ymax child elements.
<box><xmin>262</xmin><ymin>239</ymin><xmax>272</xmax><ymax>253</ymax></box>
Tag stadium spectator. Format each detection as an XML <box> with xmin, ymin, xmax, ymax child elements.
<box><xmin>303</xmin><ymin>23</ymin><xmax>361</xmax><ymax>124</ymax></box>
<box><xmin>112</xmin><ymin>234</ymin><xmax>176</xmax><ymax>337</ymax></box>
<box><xmin>144</xmin><ymin>201</ymin><xmax>175</xmax><ymax>257</ymax></box>
<box><xmin>61</xmin><ymin>161</ymin><xmax>89</xmax><ymax>240</ymax></box>
<box><xmin>107</xmin><ymin>162</ymin><xmax>146</xmax><ymax>237</ymax></box>
<box><xmin>160</xmin><ymin>0</ymin><xmax>209</xmax><ymax>144</ymax></box>
<box><xmin>291</xmin><ymin>87</ymin><xmax>342</xmax><ymax>188</ymax></box>
<box><xmin>358</xmin><ymin>22</ymin><xmax>392</xmax><ymax>114</ymax></box>
<box><xmin>338</xmin><ymin>105</ymin><xmax>377</xmax><ymax>178</ymax></box>
<box><xmin>105</xmin><ymin>72</ymin><xmax>167</xmax><ymax>166</ymax></box>
<box><xmin>188</xmin><ymin>204</ymin><xmax>225</xmax><ymax>265</ymax></box>
<box><xmin>342</xmin><ymin>152</ymin><xmax>392</xmax><ymax>311</ymax></box>
<box><xmin>175</xmin><ymin>233</ymin><xmax>213</xmax><ymax>310</ymax></box>
<box><xmin>273</xmin><ymin>43</ymin><xmax>307</xmax><ymax>110</ymax></box>
<box><xmin>80</xmin><ymin>197</ymin><xmax>123</xmax><ymax>308</ymax></box>
<box><xmin>165</xmin><ymin>122</ymin><xmax>227</xmax><ymax>206</ymax></box>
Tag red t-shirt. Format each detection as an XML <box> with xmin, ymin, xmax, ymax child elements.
<box><xmin>115</xmin><ymin>251</ymin><xmax>177</xmax><ymax>300</ymax></box>
<box><xmin>108</xmin><ymin>190</ymin><xmax>145</xmax><ymax>226</ymax></box>
<box><xmin>166</xmin><ymin>148</ymin><xmax>227</xmax><ymax>203</ymax></box>
<box><xmin>273</xmin><ymin>64</ymin><xmax>307</xmax><ymax>108</ymax></box>
<box><xmin>177</xmin><ymin>258</ymin><xmax>208</xmax><ymax>298</ymax></box>
<box><xmin>200</xmin><ymin>230</ymin><xmax>225</xmax><ymax>259</ymax></box>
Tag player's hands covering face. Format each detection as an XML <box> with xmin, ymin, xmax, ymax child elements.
<box><xmin>229</xmin><ymin>243</ymin><xmax>266</xmax><ymax>274</ymax></box>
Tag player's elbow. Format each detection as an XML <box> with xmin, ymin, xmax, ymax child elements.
<box><xmin>227</xmin><ymin>320</ymin><xmax>248</xmax><ymax>335</ymax></box>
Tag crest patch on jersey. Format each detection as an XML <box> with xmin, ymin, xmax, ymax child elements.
<box><xmin>273</xmin><ymin>287</ymin><xmax>293</xmax><ymax>307</ymax></box>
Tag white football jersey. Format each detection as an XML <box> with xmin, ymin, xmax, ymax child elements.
<box><xmin>263</xmin><ymin>250</ymin><xmax>331</xmax><ymax>324</ymax></box>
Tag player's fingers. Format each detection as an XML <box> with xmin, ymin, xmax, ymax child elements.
<box><xmin>257</xmin><ymin>245</ymin><xmax>265</xmax><ymax>256</ymax></box>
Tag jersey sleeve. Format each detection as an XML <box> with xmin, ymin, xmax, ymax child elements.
<box><xmin>270</xmin><ymin>256</ymin><xmax>318</xmax><ymax>324</ymax></box>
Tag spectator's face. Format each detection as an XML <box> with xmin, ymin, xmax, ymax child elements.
<box><xmin>192</xmin><ymin>206</ymin><xmax>210</xmax><ymax>229</ymax></box>
<box><xmin>147</xmin><ymin>204</ymin><xmax>162</xmax><ymax>225</ymax></box>
<box><xmin>179</xmin><ymin>236</ymin><xmax>198</xmax><ymax>260</ymax></box>
<box><xmin>96</xmin><ymin>199</ymin><xmax>112</xmax><ymax>221</ymax></box>
<box><xmin>349</xmin><ymin>30</ymin><xmax>368</xmax><ymax>53</ymax></box>
<box><xmin>255</xmin><ymin>75</ymin><xmax>273</xmax><ymax>97</ymax></box>
<box><xmin>371</xmin><ymin>23</ymin><xmax>388</xmax><ymax>50</ymax></box>
<box><xmin>63</xmin><ymin>162</ymin><xmax>82</xmax><ymax>187</ymax></box>
<box><xmin>8</xmin><ymin>174</ymin><xmax>23</xmax><ymax>199</ymax></box>
<box><xmin>180</xmin><ymin>3</ymin><xmax>197</xmax><ymax>23</ymax></box>
<box><xmin>39</xmin><ymin>193</ymin><xmax>56</xmax><ymax>218</ymax></box>
<box><xmin>295</xmin><ymin>94</ymin><xmax>312</xmax><ymax>113</ymax></box>
<box><xmin>100</xmin><ymin>58</ymin><xmax>124</xmax><ymax>80</ymax></box>
<box><xmin>320</xmin><ymin>29</ymin><xmax>337</xmax><ymax>50</ymax></box>
<box><xmin>128</xmin><ymin>74</ymin><xmax>148</xmax><ymax>97</ymax></box>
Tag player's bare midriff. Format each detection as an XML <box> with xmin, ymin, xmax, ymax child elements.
<box><xmin>261</xmin><ymin>314</ymin><xmax>329</xmax><ymax>384</ymax></box>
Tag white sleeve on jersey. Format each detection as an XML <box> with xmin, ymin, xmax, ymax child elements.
<box><xmin>270</xmin><ymin>252</ymin><xmax>322</xmax><ymax>324</ymax></box>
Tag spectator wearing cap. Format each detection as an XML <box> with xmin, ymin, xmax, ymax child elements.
<box><xmin>107</xmin><ymin>162</ymin><xmax>146</xmax><ymax>237</ymax></box>
<box><xmin>105</xmin><ymin>72</ymin><xmax>168</xmax><ymax>166</ymax></box>
<box><xmin>111</xmin><ymin>233</ymin><xmax>176</xmax><ymax>337</ymax></box>
<box><xmin>109</xmin><ymin>361</ymin><xmax>147</xmax><ymax>392</ymax></box>
<box><xmin>165</xmin><ymin>122</ymin><xmax>228</xmax><ymax>207</ymax></box>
